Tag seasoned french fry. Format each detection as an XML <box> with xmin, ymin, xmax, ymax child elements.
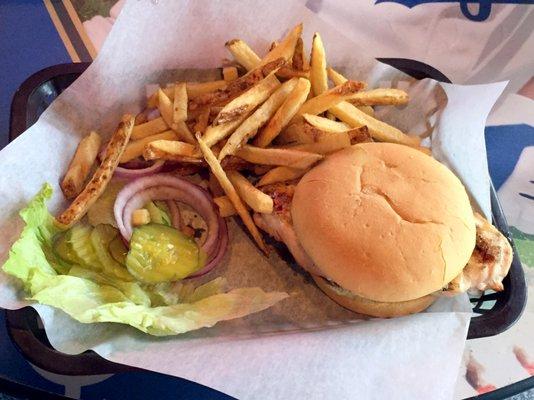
<box><xmin>326</xmin><ymin>66</ymin><xmax>347</xmax><ymax>86</ymax></box>
<box><xmin>293</xmin><ymin>80</ymin><xmax>366</xmax><ymax>120</ymax></box>
<box><xmin>202</xmin><ymin>115</ymin><xmax>248</xmax><ymax>148</ymax></box>
<box><xmin>276</xmin><ymin>67</ymin><xmax>310</xmax><ymax>79</ymax></box>
<box><xmin>358</xmin><ymin>105</ymin><xmax>375</xmax><ymax>117</ymax></box>
<box><xmin>227</xmin><ymin>170</ymin><xmax>273</xmax><ymax>214</ymax></box>
<box><xmin>347</xmin><ymin>125</ymin><xmax>373</xmax><ymax>144</ymax></box>
<box><xmin>143</xmin><ymin>140</ymin><xmax>198</xmax><ymax>161</ymax></box>
<box><xmin>219</xmin><ymin>78</ymin><xmax>298</xmax><ymax>160</ymax></box>
<box><xmin>134</xmin><ymin>110</ymin><xmax>148</xmax><ymax>125</ymax></box>
<box><xmin>225</xmin><ymin>39</ymin><xmax>261</xmax><ymax>71</ymax></box>
<box><xmin>173</xmin><ymin>83</ymin><xmax>188</xmax><ymax>123</ymax></box>
<box><xmin>236</xmin><ymin>145</ymin><xmax>323</xmax><ymax>169</ymax></box>
<box><xmin>330</xmin><ymin>101</ymin><xmax>421</xmax><ymax>147</ymax></box>
<box><xmin>277</xmin><ymin>122</ymin><xmax>349</xmax><ymax>146</ymax></box>
<box><xmin>257</xmin><ymin>166</ymin><xmax>307</xmax><ymax>186</ymax></box>
<box><xmin>187</xmin><ymin>81</ymin><xmax>227</xmax><ymax>98</ymax></box>
<box><xmin>121</xmin><ymin>131</ymin><xmax>176</xmax><ymax>163</ymax></box>
<box><xmin>254</xmin><ymin>77</ymin><xmax>311</xmax><ymax>147</ymax></box>
<box><xmin>57</xmin><ymin>116</ymin><xmax>134</xmax><ymax>227</ymax></box>
<box><xmin>260</xmin><ymin>23</ymin><xmax>302</xmax><ymax>66</ymax></box>
<box><xmin>269</xmin><ymin>41</ymin><xmax>278</xmax><ymax>52</ymax></box>
<box><xmin>173</xmin><ymin>120</ymin><xmax>195</xmax><ymax>144</ymax></box>
<box><xmin>189</xmin><ymin>58</ymin><xmax>284</xmax><ymax>113</ymax></box>
<box><xmin>223</xmin><ymin>66</ymin><xmax>239</xmax><ymax>82</ymax></box>
<box><xmin>196</xmin><ymin>134</ymin><xmax>267</xmax><ymax>253</ymax></box>
<box><xmin>214</xmin><ymin>196</ymin><xmax>237</xmax><ymax>217</ymax></box>
<box><xmin>214</xmin><ymin>73</ymin><xmax>280</xmax><ymax>125</ymax></box>
<box><xmin>284</xmin><ymin>132</ymin><xmax>350</xmax><ymax>154</ymax></box>
<box><xmin>327</xmin><ymin>67</ymin><xmax>375</xmax><ymax>115</ymax></box>
<box><xmin>157</xmin><ymin>88</ymin><xmax>196</xmax><ymax>143</ymax></box>
<box><xmin>292</xmin><ymin>37</ymin><xmax>305</xmax><ymax>71</ymax></box>
<box><xmin>348</xmin><ymin>89</ymin><xmax>409</xmax><ymax>106</ymax></box>
<box><xmin>303</xmin><ymin>113</ymin><xmax>350</xmax><ymax>133</ymax></box>
<box><xmin>310</xmin><ymin>33</ymin><xmax>328</xmax><ymax>96</ymax></box>
<box><xmin>61</xmin><ymin>131</ymin><xmax>102</xmax><ymax>199</ymax></box>
<box><xmin>131</xmin><ymin>117</ymin><xmax>168</xmax><ymax>140</ymax></box>
<box><xmin>194</xmin><ymin>108</ymin><xmax>211</xmax><ymax>134</ymax></box>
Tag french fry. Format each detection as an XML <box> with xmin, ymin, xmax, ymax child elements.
<box><xmin>269</xmin><ymin>41</ymin><xmax>278</xmax><ymax>52</ymax></box>
<box><xmin>61</xmin><ymin>131</ymin><xmax>102</xmax><ymax>199</ymax></box>
<box><xmin>148</xmin><ymin>81</ymin><xmax>228</xmax><ymax>107</ymax></box>
<box><xmin>254</xmin><ymin>77</ymin><xmax>311</xmax><ymax>147</ymax></box>
<box><xmin>303</xmin><ymin>113</ymin><xmax>350</xmax><ymax>133</ymax></box>
<box><xmin>310</xmin><ymin>33</ymin><xmax>328</xmax><ymax>95</ymax></box>
<box><xmin>173</xmin><ymin>83</ymin><xmax>188</xmax><ymax>123</ymax></box>
<box><xmin>134</xmin><ymin>110</ymin><xmax>148</xmax><ymax>125</ymax></box>
<box><xmin>143</xmin><ymin>140</ymin><xmax>199</xmax><ymax>161</ymax></box>
<box><xmin>121</xmin><ymin>131</ymin><xmax>176</xmax><ymax>163</ymax></box>
<box><xmin>131</xmin><ymin>117</ymin><xmax>168</xmax><ymax>140</ymax></box>
<box><xmin>277</xmin><ymin>122</ymin><xmax>349</xmax><ymax>146</ymax></box>
<box><xmin>223</xmin><ymin>66</ymin><xmax>239</xmax><ymax>82</ymax></box>
<box><xmin>293</xmin><ymin>80</ymin><xmax>366</xmax><ymax>120</ymax></box>
<box><xmin>357</xmin><ymin>105</ymin><xmax>375</xmax><ymax>117</ymax></box>
<box><xmin>225</xmin><ymin>39</ymin><xmax>261</xmax><ymax>71</ymax></box>
<box><xmin>57</xmin><ymin>116</ymin><xmax>134</xmax><ymax>227</ymax></box>
<box><xmin>174</xmin><ymin>120</ymin><xmax>195</xmax><ymax>144</ymax></box>
<box><xmin>236</xmin><ymin>145</ymin><xmax>323</xmax><ymax>169</ymax></box>
<box><xmin>292</xmin><ymin>37</ymin><xmax>305</xmax><ymax>71</ymax></box>
<box><xmin>157</xmin><ymin>88</ymin><xmax>195</xmax><ymax>144</ymax></box>
<box><xmin>214</xmin><ymin>73</ymin><xmax>280</xmax><ymax>125</ymax></box>
<box><xmin>257</xmin><ymin>166</ymin><xmax>308</xmax><ymax>186</ymax></box>
<box><xmin>196</xmin><ymin>134</ymin><xmax>267</xmax><ymax>253</ymax></box>
<box><xmin>202</xmin><ymin>115</ymin><xmax>248</xmax><ymax>148</ymax></box>
<box><xmin>218</xmin><ymin>78</ymin><xmax>299</xmax><ymax>160</ymax></box>
<box><xmin>260</xmin><ymin>23</ymin><xmax>302</xmax><ymax>66</ymax></box>
<box><xmin>347</xmin><ymin>126</ymin><xmax>373</xmax><ymax>144</ymax></box>
<box><xmin>194</xmin><ymin>108</ymin><xmax>211</xmax><ymax>134</ymax></box>
<box><xmin>214</xmin><ymin>196</ymin><xmax>236</xmax><ymax>217</ymax></box>
<box><xmin>326</xmin><ymin>66</ymin><xmax>347</xmax><ymax>86</ymax></box>
<box><xmin>348</xmin><ymin>89</ymin><xmax>409</xmax><ymax>106</ymax></box>
<box><xmin>327</xmin><ymin>67</ymin><xmax>375</xmax><ymax>115</ymax></box>
<box><xmin>330</xmin><ymin>101</ymin><xmax>421</xmax><ymax>147</ymax></box>
<box><xmin>227</xmin><ymin>170</ymin><xmax>273</xmax><ymax>214</ymax></box>
<box><xmin>189</xmin><ymin>58</ymin><xmax>284</xmax><ymax>112</ymax></box>
<box><xmin>284</xmin><ymin>131</ymin><xmax>350</xmax><ymax>154</ymax></box>
<box><xmin>276</xmin><ymin>67</ymin><xmax>310</xmax><ymax>79</ymax></box>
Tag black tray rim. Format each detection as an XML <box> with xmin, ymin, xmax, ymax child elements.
<box><xmin>3</xmin><ymin>61</ymin><xmax>529</xmax><ymax>389</ymax></box>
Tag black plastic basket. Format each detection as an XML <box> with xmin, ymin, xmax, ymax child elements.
<box><xmin>4</xmin><ymin>61</ymin><xmax>527</xmax><ymax>377</ymax></box>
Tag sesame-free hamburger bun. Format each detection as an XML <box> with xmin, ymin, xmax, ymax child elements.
<box><xmin>291</xmin><ymin>143</ymin><xmax>476</xmax><ymax>316</ymax></box>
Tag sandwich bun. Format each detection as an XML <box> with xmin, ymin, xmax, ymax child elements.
<box><xmin>292</xmin><ymin>143</ymin><xmax>476</xmax><ymax>307</ymax></box>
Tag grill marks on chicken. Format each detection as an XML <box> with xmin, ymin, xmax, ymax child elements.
<box><xmin>445</xmin><ymin>213</ymin><xmax>513</xmax><ymax>294</ymax></box>
<box><xmin>253</xmin><ymin>183</ymin><xmax>323</xmax><ymax>275</ymax></box>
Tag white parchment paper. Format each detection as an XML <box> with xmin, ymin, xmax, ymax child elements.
<box><xmin>0</xmin><ymin>1</ymin><xmax>507</xmax><ymax>399</ymax></box>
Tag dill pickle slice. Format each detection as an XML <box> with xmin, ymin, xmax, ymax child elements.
<box><xmin>91</xmin><ymin>224</ymin><xmax>135</xmax><ymax>282</ymax></box>
<box><xmin>126</xmin><ymin>224</ymin><xmax>205</xmax><ymax>283</ymax></box>
<box><xmin>53</xmin><ymin>233</ymin><xmax>83</xmax><ymax>265</ymax></box>
<box><xmin>68</xmin><ymin>223</ymin><xmax>103</xmax><ymax>271</ymax></box>
<box><xmin>109</xmin><ymin>236</ymin><xmax>128</xmax><ymax>266</ymax></box>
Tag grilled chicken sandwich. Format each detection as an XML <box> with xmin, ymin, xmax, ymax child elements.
<box><xmin>254</xmin><ymin>143</ymin><xmax>513</xmax><ymax>317</ymax></box>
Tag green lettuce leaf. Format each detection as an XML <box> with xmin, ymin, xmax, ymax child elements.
<box><xmin>2</xmin><ymin>184</ymin><xmax>288</xmax><ymax>336</ymax></box>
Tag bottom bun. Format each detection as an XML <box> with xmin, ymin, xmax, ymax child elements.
<box><xmin>312</xmin><ymin>275</ymin><xmax>437</xmax><ymax>318</ymax></box>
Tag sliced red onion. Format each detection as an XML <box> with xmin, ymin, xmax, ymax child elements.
<box><xmin>114</xmin><ymin>160</ymin><xmax>165</xmax><ymax>179</ymax></box>
<box><xmin>188</xmin><ymin>216</ymin><xmax>228</xmax><ymax>278</ymax></box>
<box><xmin>114</xmin><ymin>174</ymin><xmax>220</xmax><ymax>260</ymax></box>
<box><xmin>166</xmin><ymin>200</ymin><xmax>183</xmax><ymax>230</ymax></box>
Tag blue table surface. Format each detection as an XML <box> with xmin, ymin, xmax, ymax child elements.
<box><xmin>0</xmin><ymin>2</ymin><xmax>533</xmax><ymax>399</ymax></box>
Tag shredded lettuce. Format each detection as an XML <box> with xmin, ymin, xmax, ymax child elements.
<box><xmin>2</xmin><ymin>184</ymin><xmax>288</xmax><ymax>336</ymax></box>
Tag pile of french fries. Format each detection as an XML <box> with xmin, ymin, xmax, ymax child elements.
<box><xmin>59</xmin><ymin>23</ymin><xmax>425</xmax><ymax>252</ymax></box>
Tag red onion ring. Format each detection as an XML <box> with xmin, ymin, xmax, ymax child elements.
<box><xmin>166</xmin><ymin>200</ymin><xmax>183</xmax><ymax>231</ymax></box>
<box><xmin>114</xmin><ymin>174</ymin><xmax>221</xmax><ymax>261</ymax></box>
<box><xmin>114</xmin><ymin>160</ymin><xmax>165</xmax><ymax>179</ymax></box>
<box><xmin>188</xmin><ymin>215</ymin><xmax>228</xmax><ymax>278</ymax></box>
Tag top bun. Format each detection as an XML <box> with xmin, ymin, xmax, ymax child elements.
<box><xmin>291</xmin><ymin>143</ymin><xmax>476</xmax><ymax>302</ymax></box>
